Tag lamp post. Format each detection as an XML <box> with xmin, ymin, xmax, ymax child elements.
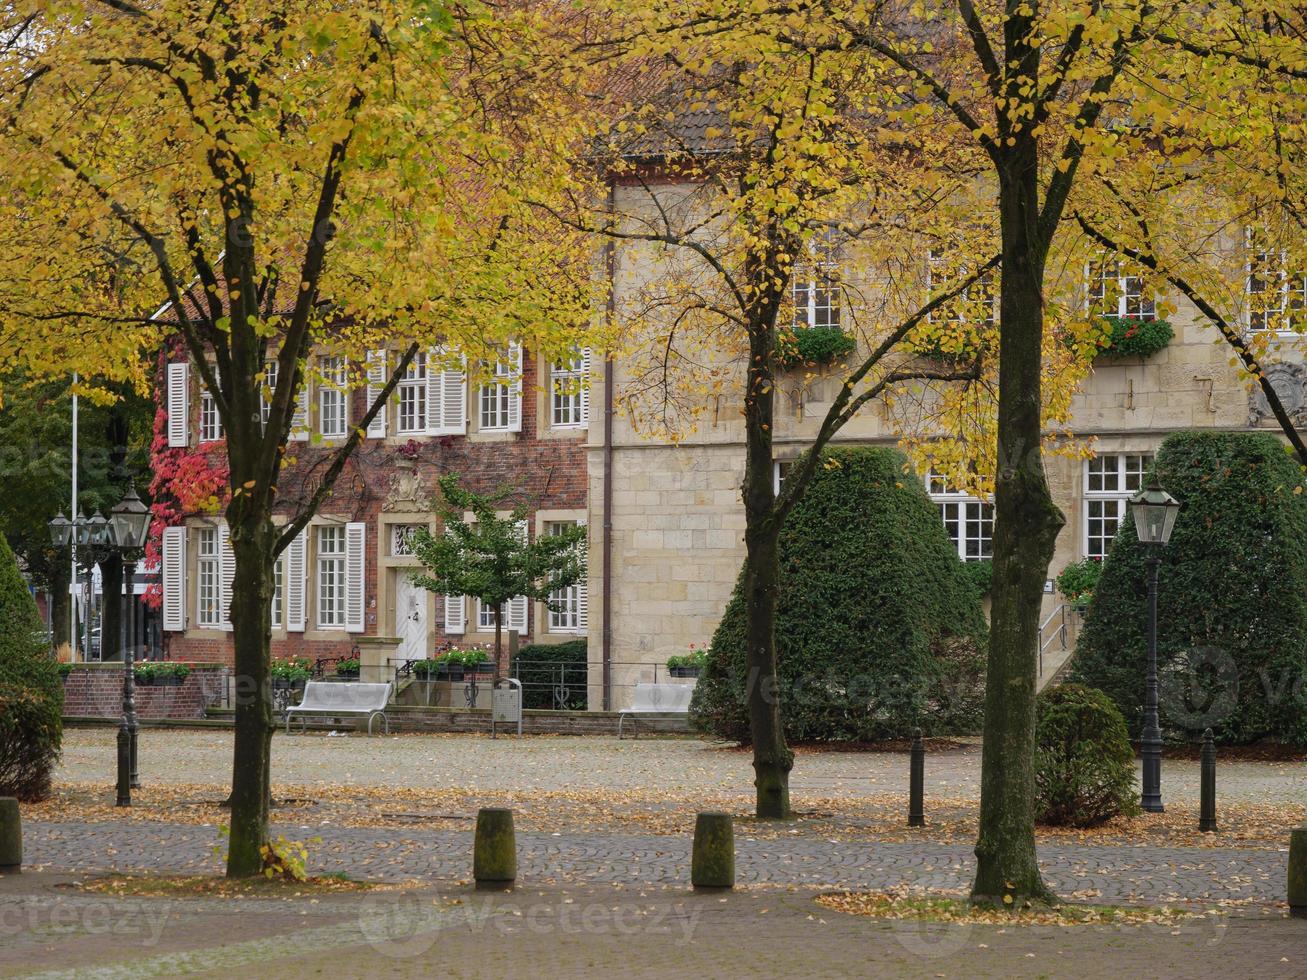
<box><xmin>108</xmin><ymin>486</ymin><xmax>152</xmax><ymax>799</ymax></box>
<box><xmin>1128</xmin><ymin>478</ymin><xmax>1181</xmax><ymax>814</ymax></box>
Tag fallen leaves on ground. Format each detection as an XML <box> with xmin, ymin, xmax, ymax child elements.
<box><xmin>71</xmin><ymin>872</ymin><xmax>415</xmax><ymax>898</ymax></box>
<box><xmin>815</xmin><ymin>889</ymin><xmax>1214</xmax><ymax>926</ymax></box>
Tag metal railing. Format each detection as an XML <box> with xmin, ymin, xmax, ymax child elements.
<box><xmin>1038</xmin><ymin>603</ymin><xmax>1070</xmax><ymax>677</ymax></box>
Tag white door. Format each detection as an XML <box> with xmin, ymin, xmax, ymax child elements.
<box><xmin>395</xmin><ymin>575</ymin><xmax>428</xmax><ymax>662</ymax></box>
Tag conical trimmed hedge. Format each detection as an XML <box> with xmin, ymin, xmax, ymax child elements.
<box><xmin>0</xmin><ymin>533</ymin><xmax>62</xmax><ymax>800</ymax></box>
<box><xmin>1070</xmin><ymin>431</ymin><xmax>1307</xmax><ymax>745</ymax></box>
<box><xmin>690</xmin><ymin>447</ymin><xmax>987</xmax><ymax>743</ymax></box>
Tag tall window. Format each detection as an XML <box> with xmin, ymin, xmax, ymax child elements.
<box><xmin>316</xmin><ymin>525</ymin><xmax>346</xmax><ymax>628</ymax></box>
<box><xmin>259</xmin><ymin>360</ymin><xmax>278</xmax><ymax>429</ymax></box>
<box><xmin>1084</xmin><ymin>453</ymin><xmax>1154</xmax><ymax>558</ymax></box>
<box><xmin>547</xmin><ymin>521</ymin><xmax>580</xmax><ymax>632</ymax></box>
<box><xmin>398</xmin><ymin>352</ymin><xmax>427</xmax><ymax>433</ymax></box>
<box><xmin>927</xmin><ymin>250</ymin><xmax>996</xmax><ymax>326</ymax></box>
<box><xmin>270</xmin><ymin>555</ymin><xmax>283</xmax><ymax>629</ymax></box>
<box><xmin>927</xmin><ymin>470</ymin><xmax>993</xmax><ymax>562</ymax></box>
<box><xmin>319</xmin><ymin>356</ymin><xmax>348</xmax><ymax>438</ymax></box>
<box><xmin>480</xmin><ymin>354</ymin><xmax>513</xmax><ymax>430</ymax></box>
<box><xmin>477</xmin><ymin>600</ymin><xmax>502</xmax><ymax>630</ymax></box>
<box><xmin>1247</xmin><ymin>234</ymin><xmax>1307</xmax><ymax>332</ymax></box>
<box><xmin>199</xmin><ymin>390</ymin><xmax>222</xmax><ymax>442</ymax></box>
<box><xmin>1088</xmin><ymin>255</ymin><xmax>1154</xmax><ymax>319</ymax></box>
<box><xmin>196</xmin><ymin>527</ymin><xmax>221</xmax><ymax>627</ymax></box>
<box><xmin>551</xmin><ymin>355</ymin><xmax>584</xmax><ymax>428</ymax></box>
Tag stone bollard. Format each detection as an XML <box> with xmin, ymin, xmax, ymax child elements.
<box><xmin>691</xmin><ymin>812</ymin><xmax>734</xmax><ymax>890</ymax></box>
<box><xmin>1290</xmin><ymin>828</ymin><xmax>1307</xmax><ymax>919</ymax></box>
<box><xmin>0</xmin><ymin>797</ymin><xmax>20</xmax><ymax>874</ymax></box>
<box><xmin>1198</xmin><ymin>729</ymin><xmax>1217</xmax><ymax>833</ymax></box>
<box><xmin>908</xmin><ymin>728</ymin><xmax>925</xmax><ymax>828</ymax></box>
<box><xmin>473</xmin><ymin>808</ymin><xmax>516</xmax><ymax>889</ymax></box>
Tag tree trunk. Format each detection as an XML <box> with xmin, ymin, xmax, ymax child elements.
<box><xmin>101</xmin><ymin>552</ymin><xmax>123</xmax><ymax>662</ymax></box>
<box><xmin>971</xmin><ymin>112</ymin><xmax>1064</xmax><ymax>904</ymax></box>
<box><xmin>225</xmin><ymin>521</ymin><xmax>275</xmax><ymax>878</ymax></box>
<box><xmin>494</xmin><ymin>606</ymin><xmax>503</xmax><ymax>677</ymax></box>
<box><xmin>50</xmin><ymin>558</ymin><xmax>70</xmax><ymax>654</ymax></box>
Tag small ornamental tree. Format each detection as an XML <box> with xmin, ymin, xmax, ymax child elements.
<box><xmin>0</xmin><ymin>532</ymin><xmax>63</xmax><ymax>800</ymax></box>
<box><xmin>409</xmin><ymin>475</ymin><xmax>586</xmax><ymax>672</ymax></box>
<box><xmin>691</xmin><ymin>447</ymin><xmax>987</xmax><ymax>744</ymax></box>
<box><xmin>1071</xmin><ymin>431</ymin><xmax>1307</xmax><ymax>745</ymax></box>
<box><xmin>1034</xmin><ymin>685</ymin><xmax>1138</xmax><ymax>827</ymax></box>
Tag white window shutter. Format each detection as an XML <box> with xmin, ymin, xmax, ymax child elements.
<box><xmin>579</xmin><ymin>348</ymin><xmax>592</xmax><ymax>425</ymax></box>
<box><xmin>444</xmin><ymin>594</ymin><xmax>465</xmax><ymax>634</ymax></box>
<box><xmin>507</xmin><ymin>343</ymin><xmax>523</xmax><ymax>433</ymax></box>
<box><xmin>345</xmin><ymin>521</ymin><xmax>366</xmax><ymax>633</ymax></box>
<box><xmin>290</xmin><ymin>372</ymin><xmax>309</xmax><ymax>441</ymax></box>
<box><xmin>167</xmin><ymin>362</ymin><xmax>189</xmax><ymax>448</ymax></box>
<box><xmin>365</xmin><ymin>350</ymin><xmax>388</xmax><ymax>438</ymax></box>
<box><xmin>218</xmin><ymin>522</ymin><xmax>236</xmax><ymax>631</ymax></box>
<box><xmin>508</xmin><ymin>595</ymin><xmax>529</xmax><ymax>634</ymax></box>
<box><xmin>162</xmin><ymin>526</ymin><xmax>186</xmax><ymax>631</ymax></box>
<box><xmin>576</xmin><ymin>516</ymin><xmax>588</xmax><ymax>635</ymax></box>
<box><xmin>425</xmin><ymin>348</ymin><xmax>442</xmax><ymax>435</ymax></box>
<box><xmin>442</xmin><ymin>360</ymin><xmax>467</xmax><ymax>434</ymax></box>
<box><xmin>285</xmin><ymin>529</ymin><xmax>307</xmax><ymax>632</ymax></box>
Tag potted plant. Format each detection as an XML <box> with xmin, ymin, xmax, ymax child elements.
<box><xmin>1056</xmin><ymin>557</ymin><xmax>1104</xmax><ymax>613</ymax></box>
<box><xmin>666</xmin><ymin>647</ymin><xmax>708</xmax><ymax>679</ymax></box>
<box><xmin>272</xmin><ymin>657</ymin><xmax>312</xmax><ymax>692</ymax></box>
<box><xmin>135</xmin><ymin>662</ymin><xmax>190</xmax><ymax>687</ymax></box>
<box><xmin>463</xmin><ymin>649</ymin><xmax>494</xmax><ymax>675</ymax></box>
<box><xmin>774</xmin><ymin>326</ymin><xmax>856</xmax><ymax>370</ymax></box>
<box><xmin>410</xmin><ymin>658</ymin><xmax>440</xmax><ymax>680</ymax></box>
<box><xmin>432</xmin><ymin>650</ymin><xmax>464</xmax><ymax>682</ymax></box>
<box><xmin>334</xmin><ymin>657</ymin><xmax>361</xmax><ymax>680</ymax></box>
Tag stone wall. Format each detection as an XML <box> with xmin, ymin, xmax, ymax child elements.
<box><xmin>62</xmin><ymin>664</ymin><xmax>228</xmax><ymax>720</ymax></box>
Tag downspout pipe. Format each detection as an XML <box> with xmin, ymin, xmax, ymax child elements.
<box><xmin>602</xmin><ymin>178</ymin><xmax>616</xmax><ymax>712</ymax></box>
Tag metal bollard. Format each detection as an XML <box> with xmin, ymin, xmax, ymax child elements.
<box><xmin>1199</xmin><ymin>728</ymin><xmax>1217</xmax><ymax>833</ymax></box>
<box><xmin>908</xmin><ymin>727</ymin><xmax>925</xmax><ymax>827</ymax></box>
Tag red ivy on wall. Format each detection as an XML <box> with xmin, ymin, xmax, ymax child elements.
<box><xmin>141</xmin><ymin>342</ymin><xmax>229</xmax><ymax>608</ymax></box>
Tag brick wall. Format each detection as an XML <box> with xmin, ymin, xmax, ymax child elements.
<box><xmin>62</xmin><ymin>665</ymin><xmax>227</xmax><ymax>720</ymax></box>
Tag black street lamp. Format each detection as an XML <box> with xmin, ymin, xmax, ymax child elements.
<box><xmin>1128</xmin><ymin>478</ymin><xmax>1181</xmax><ymax>814</ymax></box>
<box><xmin>108</xmin><ymin>486</ymin><xmax>152</xmax><ymax>804</ymax></box>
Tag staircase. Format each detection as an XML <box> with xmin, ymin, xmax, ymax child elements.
<box><xmin>1037</xmin><ymin>604</ymin><xmax>1081</xmax><ymax>692</ymax></box>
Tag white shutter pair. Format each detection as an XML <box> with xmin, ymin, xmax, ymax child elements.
<box><xmin>162</xmin><ymin>525</ymin><xmax>187</xmax><ymax>630</ymax></box>
<box><xmin>365</xmin><ymin>350</ymin><xmax>388</xmax><ymax>438</ymax></box>
<box><xmin>289</xmin><ymin>362</ymin><xmax>310</xmax><ymax>441</ymax></box>
<box><xmin>167</xmin><ymin>362</ymin><xmax>189</xmax><ymax>448</ymax></box>
<box><xmin>426</xmin><ymin>348</ymin><xmax>467</xmax><ymax>436</ymax></box>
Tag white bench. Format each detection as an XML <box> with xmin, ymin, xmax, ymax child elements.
<box><xmin>617</xmin><ymin>682</ymin><xmax>694</xmax><ymax>738</ymax></box>
<box><xmin>285</xmin><ymin>680</ymin><xmax>393</xmax><ymax>735</ymax></box>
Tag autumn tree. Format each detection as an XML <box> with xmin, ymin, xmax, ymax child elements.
<box><xmin>0</xmin><ymin>1</ymin><xmax>599</xmax><ymax>876</ymax></box>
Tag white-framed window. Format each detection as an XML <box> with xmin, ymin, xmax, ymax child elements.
<box><xmin>259</xmin><ymin>360</ymin><xmax>278</xmax><ymax>429</ymax></box>
<box><xmin>927</xmin><ymin>249</ymin><xmax>996</xmax><ymax>326</ymax></box>
<box><xmin>270</xmin><ymin>555</ymin><xmax>283</xmax><ymax>629</ymax></box>
<box><xmin>546</xmin><ymin>521</ymin><xmax>580</xmax><ymax>632</ymax></box>
<box><xmin>926</xmin><ymin>470</ymin><xmax>993</xmax><ymax>562</ymax></box>
<box><xmin>199</xmin><ymin>390</ymin><xmax>222</xmax><ymax>443</ymax></box>
<box><xmin>390</xmin><ymin>523</ymin><xmax>424</xmax><ymax>557</ymax></box>
<box><xmin>1247</xmin><ymin>233</ymin><xmax>1307</xmax><ymax>332</ymax></box>
<box><xmin>480</xmin><ymin>354</ymin><xmax>514</xmax><ymax>431</ymax></box>
<box><xmin>316</xmin><ymin>525</ymin><xmax>347</xmax><ymax>628</ymax></box>
<box><xmin>319</xmin><ymin>356</ymin><xmax>348</xmax><ymax>439</ymax></box>
<box><xmin>552</xmin><ymin>355</ymin><xmax>585</xmax><ymax>428</ymax></box>
<box><xmin>196</xmin><ymin>527</ymin><xmax>222</xmax><ymax>627</ymax></box>
<box><xmin>792</xmin><ymin>265</ymin><xmax>841</xmax><ymax>330</ymax></box>
<box><xmin>477</xmin><ymin>600</ymin><xmax>501</xmax><ymax>631</ymax></box>
<box><xmin>398</xmin><ymin>352</ymin><xmax>427</xmax><ymax>434</ymax></box>
<box><xmin>773</xmin><ymin>459</ymin><xmax>793</xmax><ymax>496</ymax></box>
<box><xmin>1084</xmin><ymin>453</ymin><xmax>1154</xmax><ymax>558</ymax></box>
<box><xmin>1087</xmin><ymin>254</ymin><xmax>1155</xmax><ymax>319</ymax></box>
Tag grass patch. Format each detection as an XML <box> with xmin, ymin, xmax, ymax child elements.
<box><xmin>74</xmin><ymin>873</ymin><xmax>396</xmax><ymax>898</ymax></box>
<box><xmin>816</xmin><ymin>890</ymin><xmax>1211</xmax><ymax>926</ymax></box>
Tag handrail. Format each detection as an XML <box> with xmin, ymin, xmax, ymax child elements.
<box><xmin>1037</xmin><ymin>603</ymin><xmax>1069</xmax><ymax>677</ymax></box>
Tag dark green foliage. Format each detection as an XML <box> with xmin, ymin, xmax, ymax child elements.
<box><xmin>1094</xmin><ymin>316</ymin><xmax>1173</xmax><ymax>358</ymax></box>
<box><xmin>691</xmin><ymin>447</ymin><xmax>988</xmax><ymax>743</ymax></box>
<box><xmin>1070</xmin><ymin>431</ymin><xmax>1307</xmax><ymax>745</ymax></box>
<box><xmin>513</xmin><ymin>640</ymin><xmax>587</xmax><ymax>710</ymax></box>
<box><xmin>960</xmin><ymin>559</ymin><xmax>993</xmax><ymax>599</ymax></box>
<box><xmin>0</xmin><ymin>534</ymin><xmax>63</xmax><ymax>801</ymax></box>
<box><xmin>1034</xmin><ymin>685</ymin><xmax>1138</xmax><ymax>827</ymax></box>
<box><xmin>133</xmin><ymin>662</ymin><xmax>190</xmax><ymax>683</ymax></box>
<box><xmin>1055</xmin><ymin>557</ymin><xmax>1102</xmax><ymax>605</ymax></box>
<box><xmin>774</xmin><ymin>326</ymin><xmax>856</xmax><ymax>369</ymax></box>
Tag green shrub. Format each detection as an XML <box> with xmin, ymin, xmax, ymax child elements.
<box><xmin>1070</xmin><ymin>431</ymin><xmax>1307</xmax><ymax>745</ymax></box>
<box><xmin>1034</xmin><ymin>684</ymin><xmax>1139</xmax><ymax>827</ymax></box>
<box><xmin>960</xmin><ymin>559</ymin><xmax>993</xmax><ymax>599</ymax></box>
<box><xmin>1093</xmin><ymin>316</ymin><xmax>1173</xmax><ymax>358</ymax></box>
<box><xmin>334</xmin><ymin>658</ymin><xmax>361</xmax><ymax>676</ymax></box>
<box><xmin>271</xmin><ymin>657</ymin><xmax>312</xmax><ymax>682</ymax></box>
<box><xmin>1056</xmin><ymin>557</ymin><xmax>1103</xmax><ymax>606</ymax></box>
<box><xmin>0</xmin><ymin>533</ymin><xmax>63</xmax><ymax>800</ymax></box>
<box><xmin>134</xmin><ymin>662</ymin><xmax>190</xmax><ymax>683</ymax></box>
<box><xmin>690</xmin><ymin>447</ymin><xmax>988</xmax><ymax>744</ymax></box>
<box><xmin>513</xmin><ymin>640</ymin><xmax>587</xmax><ymax>710</ymax></box>
<box><xmin>775</xmin><ymin>326</ymin><xmax>856</xmax><ymax>369</ymax></box>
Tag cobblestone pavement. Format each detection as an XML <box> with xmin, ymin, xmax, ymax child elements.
<box><xmin>22</xmin><ymin>820</ymin><xmax>1289</xmax><ymax>906</ymax></box>
<box><xmin>55</xmin><ymin>728</ymin><xmax>1307</xmax><ymax>804</ymax></box>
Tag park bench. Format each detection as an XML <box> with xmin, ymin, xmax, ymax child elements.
<box><xmin>285</xmin><ymin>680</ymin><xmax>393</xmax><ymax>736</ymax></box>
<box><xmin>617</xmin><ymin>682</ymin><xmax>693</xmax><ymax>738</ymax></box>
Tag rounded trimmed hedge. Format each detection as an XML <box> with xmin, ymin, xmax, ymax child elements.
<box><xmin>1070</xmin><ymin>431</ymin><xmax>1307</xmax><ymax>745</ymax></box>
<box><xmin>1034</xmin><ymin>684</ymin><xmax>1138</xmax><ymax>827</ymax></box>
<box><xmin>513</xmin><ymin>639</ymin><xmax>587</xmax><ymax>710</ymax></box>
<box><xmin>690</xmin><ymin>447</ymin><xmax>988</xmax><ymax>744</ymax></box>
<box><xmin>0</xmin><ymin>533</ymin><xmax>63</xmax><ymax>801</ymax></box>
